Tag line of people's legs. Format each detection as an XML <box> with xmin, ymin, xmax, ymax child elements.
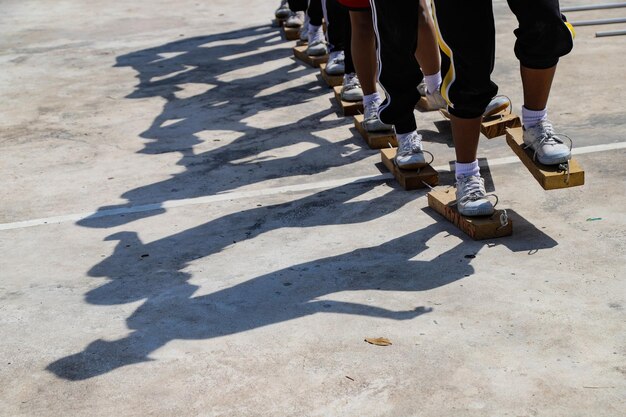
<box><xmin>276</xmin><ymin>0</ymin><xmax>575</xmax><ymax>217</ymax></box>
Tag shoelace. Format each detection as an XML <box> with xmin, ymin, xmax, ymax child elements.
<box><xmin>399</xmin><ymin>133</ymin><xmax>422</xmax><ymax>153</ymax></box>
<box><xmin>457</xmin><ymin>176</ymin><xmax>486</xmax><ymax>203</ymax></box>
<box><xmin>328</xmin><ymin>52</ymin><xmax>344</xmax><ymax>66</ymax></box>
<box><xmin>344</xmin><ymin>74</ymin><xmax>361</xmax><ymax>91</ymax></box>
<box><xmin>364</xmin><ymin>101</ymin><xmax>378</xmax><ymax>119</ymax></box>
<box><xmin>527</xmin><ymin>120</ymin><xmax>572</xmax><ymax>161</ymax></box>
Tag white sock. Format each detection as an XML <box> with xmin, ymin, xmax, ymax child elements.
<box><xmin>455</xmin><ymin>160</ymin><xmax>480</xmax><ymax>180</ymax></box>
<box><xmin>522</xmin><ymin>106</ymin><xmax>547</xmax><ymax>129</ymax></box>
<box><xmin>397</xmin><ymin>131</ymin><xmax>420</xmax><ymax>146</ymax></box>
<box><xmin>423</xmin><ymin>72</ymin><xmax>442</xmax><ymax>95</ymax></box>
<box><xmin>363</xmin><ymin>92</ymin><xmax>381</xmax><ymax>108</ymax></box>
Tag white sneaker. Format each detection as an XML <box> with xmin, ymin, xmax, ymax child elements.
<box><xmin>285</xmin><ymin>11</ymin><xmax>305</xmax><ymax>28</ymax></box>
<box><xmin>523</xmin><ymin>120</ymin><xmax>571</xmax><ymax>165</ymax></box>
<box><xmin>325</xmin><ymin>50</ymin><xmax>345</xmax><ymax>75</ymax></box>
<box><xmin>363</xmin><ymin>100</ymin><xmax>392</xmax><ymax>132</ymax></box>
<box><xmin>417</xmin><ymin>81</ymin><xmax>427</xmax><ymax>96</ymax></box>
<box><xmin>341</xmin><ymin>73</ymin><xmax>363</xmax><ymax>102</ymax></box>
<box><xmin>275</xmin><ymin>0</ymin><xmax>290</xmax><ymax>19</ymax></box>
<box><xmin>306</xmin><ymin>28</ymin><xmax>327</xmax><ymax>56</ymax></box>
<box><xmin>396</xmin><ymin>131</ymin><xmax>427</xmax><ymax>169</ymax></box>
<box><xmin>483</xmin><ymin>96</ymin><xmax>510</xmax><ymax>117</ymax></box>
<box><xmin>425</xmin><ymin>87</ymin><xmax>447</xmax><ymax>110</ymax></box>
<box><xmin>299</xmin><ymin>18</ymin><xmax>309</xmax><ymax>42</ymax></box>
<box><xmin>455</xmin><ymin>175</ymin><xmax>495</xmax><ymax>217</ymax></box>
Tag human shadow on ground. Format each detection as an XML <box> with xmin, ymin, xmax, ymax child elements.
<box><xmin>47</xmin><ymin>185</ymin><xmax>456</xmax><ymax>380</ymax></box>
<box><xmin>80</xmin><ymin>25</ymin><xmax>371</xmax><ymax>229</ymax></box>
<box><xmin>49</xmin><ymin>178</ymin><xmax>557</xmax><ymax>380</ymax></box>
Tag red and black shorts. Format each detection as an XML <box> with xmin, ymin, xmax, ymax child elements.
<box><xmin>337</xmin><ymin>0</ymin><xmax>370</xmax><ymax>11</ymax></box>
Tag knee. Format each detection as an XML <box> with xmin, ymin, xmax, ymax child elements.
<box><xmin>515</xmin><ymin>15</ymin><xmax>574</xmax><ymax>69</ymax></box>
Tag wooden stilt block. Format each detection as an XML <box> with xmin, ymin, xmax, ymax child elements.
<box><xmin>427</xmin><ymin>187</ymin><xmax>513</xmax><ymax>240</ymax></box>
<box><xmin>505</xmin><ymin>127</ymin><xmax>585</xmax><ymax>190</ymax></box>
<box><xmin>353</xmin><ymin>115</ymin><xmax>397</xmax><ymax>149</ymax></box>
<box><xmin>272</xmin><ymin>18</ymin><xmax>285</xmax><ymax>28</ymax></box>
<box><xmin>380</xmin><ymin>148</ymin><xmax>439</xmax><ymax>190</ymax></box>
<box><xmin>333</xmin><ymin>86</ymin><xmax>363</xmax><ymax>116</ymax></box>
<box><xmin>282</xmin><ymin>26</ymin><xmax>300</xmax><ymax>41</ymax></box>
<box><xmin>293</xmin><ymin>45</ymin><xmax>328</xmax><ymax>68</ymax></box>
<box><xmin>481</xmin><ymin>113</ymin><xmax>521</xmax><ymax>138</ymax></box>
<box><xmin>319</xmin><ymin>63</ymin><xmax>343</xmax><ymax>88</ymax></box>
<box><xmin>440</xmin><ymin>109</ymin><xmax>521</xmax><ymax>139</ymax></box>
<box><xmin>415</xmin><ymin>96</ymin><xmax>438</xmax><ymax>112</ymax></box>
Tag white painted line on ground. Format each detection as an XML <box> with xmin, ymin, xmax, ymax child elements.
<box><xmin>1</xmin><ymin>141</ymin><xmax>625</xmax><ymax>231</ymax></box>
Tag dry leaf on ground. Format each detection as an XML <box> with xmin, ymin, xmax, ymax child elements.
<box><xmin>364</xmin><ymin>337</ymin><xmax>392</xmax><ymax>346</ymax></box>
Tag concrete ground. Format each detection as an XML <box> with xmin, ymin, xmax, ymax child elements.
<box><xmin>1</xmin><ymin>0</ymin><xmax>625</xmax><ymax>415</ymax></box>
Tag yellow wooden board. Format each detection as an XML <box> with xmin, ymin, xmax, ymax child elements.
<box><xmin>440</xmin><ymin>109</ymin><xmax>521</xmax><ymax>139</ymax></box>
<box><xmin>282</xmin><ymin>26</ymin><xmax>300</xmax><ymax>41</ymax></box>
<box><xmin>415</xmin><ymin>96</ymin><xmax>439</xmax><ymax>112</ymax></box>
<box><xmin>380</xmin><ymin>148</ymin><xmax>439</xmax><ymax>190</ymax></box>
<box><xmin>506</xmin><ymin>127</ymin><xmax>584</xmax><ymax>190</ymax></box>
<box><xmin>293</xmin><ymin>45</ymin><xmax>328</xmax><ymax>68</ymax></box>
<box><xmin>333</xmin><ymin>86</ymin><xmax>363</xmax><ymax>116</ymax></box>
<box><xmin>354</xmin><ymin>115</ymin><xmax>397</xmax><ymax>149</ymax></box>
<box><xmin>427</xmin><ymin>186</ymin><xmax>513</xmax><ymax>240</ymax></box>
<box><xmin>481</xmin><ymin>113</ymin><xmax>521</xmax><ymax>138</ymax></box>
<box><xmin>319</xmin><ymin>63</ymin><xmax>343</xmax><ymax>88</ymax></box>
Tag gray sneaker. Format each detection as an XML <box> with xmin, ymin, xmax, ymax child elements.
<box><xmin>396</xmin><ymin>131</ymin><xmax>427</xmax><ymax>169</ymax></box>
<box><xmin>455</xmin><ymin>175</ymin><xmax>495</xmax><ymax>217</ymax></box>
<box><xmin>363</xmin><ymin>100</ymin><xmax>392</xmax><ymax>132</ymax></box>
<box><xmin>425</xmin><ymin>88</ymin><xmax>447</xmax><ymax>110</ymax></box>
<box><xmin>523</xmin><ymin>120</ymin><xmax>571</xmax><ymax>165</ymax></box>
<box><xmin>275</xmin><ymin>0</ymin><xmax>290</xmax><ymax>19</ymax></box>
<box><xmin>325</xmin><ymin>50</ymin><xmax>345</xmax><ymax>75</ymax></box>
<box><xmin>285</xmin><ymin>11</ymin><xmax>305</xmax><ymax>28</ymax></box>
<box><xmin>341</xmin><ymin>73</ymin><xmax>363</xmax><ymax>102</ymax></box>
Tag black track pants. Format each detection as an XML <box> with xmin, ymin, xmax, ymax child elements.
<box><xmin>370</xmin><ymin>0</ymin><xmax>574</xmax><ymax>129</ymax></box>
<box><xmin>369</xmin><ymin>0</ymin><xmax>422</xmax><ymax>134</ymax></box>
<box><xmin>289</xmin><ymin>0</ymin><xmax>308</xmax><ymax>12</ymax></box>
<box><xmin>290</xmin><ymin>0</ymin><xmax>325</xmax><ymax>27</ymax></box>
<box><xmin>433</xmin><ymin>0</ymin><xmax>574</xmax><ymax>118</ymax></box>
<box><xmin>325</xmin><ymin>0</ymin><xmax>355</xmax><ymax>73</ymax></box>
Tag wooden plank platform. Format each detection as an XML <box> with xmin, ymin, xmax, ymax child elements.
<box><xmin>427</xmin><ymin>186</ymin><xmax>513</xmax><ymax>240</ymax></box>
<box><xmin>481</xmin><ymin>113</ymin><xmax>521</xmax><ymax>138</ymax></box>
<box><xmin>380</xmin><ymin>148</ymin><xmax>439</xmax><ymax>190</ymax></box>
<box><xmin>293</xmin><ymin>45</ymin><xmax>328</xmax><ymax>68</ymax></box>
<box><xmin>333</xmin><ymin>86</ymin><xmax>363</xmax><ymax>116</ymax></box>
<box><xmin>353</xmin><ymin>115</ymin><xmax>397</xmax><ymax>149</ymax></box>
<box><xmin>439</xmin><ymin>109</ymin><xmax>522</xmax><ymax>139</ymax></box>
<box><xmin>319</xmin><ymin>63</ymin><xmax>343</xmax><ymax>88</ymax></box>
<box><xmin>282</xmin><ymin>26</ymin><xmax>300</xmax><ymax>41</ymax></box>
<box><xmin>272</xmin><ymin>18</ymin><xmax>286</xmax><ymax>28</ymax></box>
<box><xmin>506</xmin><ymin>127</ymin><xmax>584</xmax><ymax>190</ymax></box>
<box><xmin>415</xmin><ymin>96</ymin><xmax>439</xmax><ymax>112</ymax></box>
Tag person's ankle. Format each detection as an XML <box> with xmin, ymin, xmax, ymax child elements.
<box><xmin>455</xmin><ymin>159</ymin><xmax>480</xmax><ymax>180</ymax></box>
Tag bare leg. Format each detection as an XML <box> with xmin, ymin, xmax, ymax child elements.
<box><xmin>521</xmin><ymin>64</ymin><xmax>556</xmax><ymax>110</ymax></box>
<box><xmin>450</xmin><ymin>115</ymin><xmax>481</xmax><ymax>163</ymax></box>
<box><xmin>414</xmin><ymin>0</ymin><xmax>440</xmax><ymax>76</ymax></box>
<box><xmin>349</xmin><ymin>10</ymin><xmax>377</xmax><ymax>95</ymax></box>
